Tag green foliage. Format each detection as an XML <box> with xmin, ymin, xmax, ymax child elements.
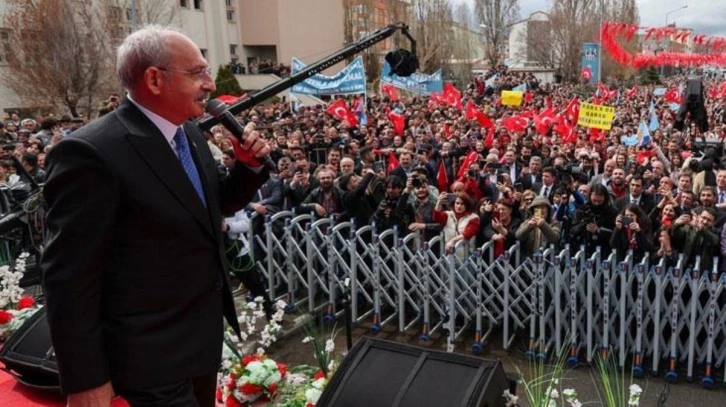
<box><xmin>639</xmin><ymin>67</ymin><xmax>661</xmax><ymax>85</ymax></box>
<box><xmin>211</xmin><ymin>64</ymin><xmax>244</xmax><ymax>99</ymax></box>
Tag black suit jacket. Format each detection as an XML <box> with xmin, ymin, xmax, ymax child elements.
<box><xmin>613</xmin><ymin>194</ymin><xmax>655</xmax><ymax>215</ymax></box>
<box><xmin>533</xmin><ymin>182</ymin><xmax>557</xmax><ymax>203</ymax></box>
<box><xmin>41</xmin><ymin>102</ymin><xmax>267</xmax><ymax>393</ymax></box>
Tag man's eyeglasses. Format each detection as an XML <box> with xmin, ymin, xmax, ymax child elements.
<box><xmin>158</xmin><ymin>66</ymin><xmax>212</xmax><ymax>80</ymax></box>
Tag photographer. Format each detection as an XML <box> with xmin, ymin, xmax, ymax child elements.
<box><xmin>670</xmin><ymin>207</ymin><xmax>719</xmax><ymax>271</ymax></box>
<box><xmin>515</xmin><ymin>195</ymin><xmax>561</xmax><ymax>258</ymax></box>
<box><xmin>610</xmin><ymin>204</ymin><xmax>654</xmax><ymax>263</ymax></box>
<box><xmin>570</xmin><ymin>184</ymin><xmax>618</xmax><ymax>257</ymax></box>
<box><xmin>404</xmin><ymin>174</ymin><xmax>441</xmax><ymax>242</ymax></box>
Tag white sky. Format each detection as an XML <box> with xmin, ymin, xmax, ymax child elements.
<box><xmin>453</xmin><ymin>0</ymin><xmax>726</xmax><ymax>37</ymax></box>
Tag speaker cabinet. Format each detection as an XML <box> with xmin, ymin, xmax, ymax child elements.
<box><xmin>0</xmin><ymin>307</ymin><xmax>60</xmax><ymax>390</ymax></box>
<box><xmin>318</xmin><ymin>337</ymin><xmax>509</xmax><ymax>407</ymax></box>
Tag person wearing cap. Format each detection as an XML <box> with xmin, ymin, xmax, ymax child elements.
<box><xmin>515</xmin><ymin>195</ymin><xmax>561</xmax><ymax>259</ymax></box>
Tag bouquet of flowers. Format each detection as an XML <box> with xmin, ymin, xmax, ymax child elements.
<box><xmin>0</xmin><ymin>253</ymin><xmax>41</xmax><ymax>340</ymax></box>
<box><xmin>218</xmin><ymin>354</ymin><xmax>288</xmax><ymax>405</ymax></box>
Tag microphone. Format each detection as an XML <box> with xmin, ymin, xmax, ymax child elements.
<box><xmin>204</xmin><ymin>99</ymin><xmax>277</xmax><ymax>172</ymax></box>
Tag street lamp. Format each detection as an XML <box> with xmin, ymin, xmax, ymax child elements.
<box><xmin>662</xmin><ymin>4</ymin><xmax>688</xmax><ymax>76</ymax></box>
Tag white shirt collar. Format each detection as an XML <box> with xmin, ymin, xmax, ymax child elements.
<box><xmin>127</xmin><ymin>95</ymin><xmax>179</xmax><ymax>147</ymax></box>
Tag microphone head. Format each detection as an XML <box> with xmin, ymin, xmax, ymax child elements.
<box><xmin>205</xmin><ymin>99</ymin><xmax>227</xmax><ymax>118</ymax></box>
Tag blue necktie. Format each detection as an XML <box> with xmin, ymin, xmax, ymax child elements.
<box><xmin>174</xmin><ymin>127</ymin><xmax>207</xmax><ymax>207</ymax></box>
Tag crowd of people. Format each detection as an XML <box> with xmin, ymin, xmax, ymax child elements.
<box><xmin>4</xmin><ymin>67</ymin><xmax>726</xmax><ymax>275</ymax></box>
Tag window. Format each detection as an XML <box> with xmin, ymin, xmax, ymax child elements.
<box><xmin>226</xmin><ymin>10</ymin><xmax>235</xmax><ymax>22</ymax></box>
<box><xmin>225</xmin><ymin>0</ymin><xmax>233</xmax><ymax>7</ymax></box>
<box><xmin>0</xmin><ymin>30</ymin><xmax>11</xmax><ymax>65</ymax></box>
<box><xmin>108</xmin><ymin>6</ymin><xmax>121</xmax><ymax>22</ymax></box>
<box><xmin>200</xmin><ymin>48</ymin><xmax>208</xmax><ymax>58</ymax></box>
<box><xmin>125</xmin><ymin>7</ymin><xmax>133</xmax><ymax>21</ymax></box>
<box><xmin>229</xmin><ymin>44</ymin><xmax>237</xmax><ymax>56</ymax></box>
<box><xmin>180</xmin><ymin>0</ymin><xmax>188</xmax><ymax>7</ymax></box>
<box><xmin>193</xmin><ymin>0</ymin><xmax>202</xmax><ymax>10</ymax></box>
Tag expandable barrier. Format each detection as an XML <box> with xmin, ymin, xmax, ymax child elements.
<box><xmin>246</xmin><ymin>212</ymin><xmax>726</xmax><ymax>386</ymax></box>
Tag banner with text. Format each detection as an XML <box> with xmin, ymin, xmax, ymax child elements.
<box><xmin>581</xmin><ymin>43</ymin><xmax>600</xmax><ymax>84</ymax></box>
<box><xmin>291</xmin><ymin>56</ymin><xmax>366</xmax><ymax>95</ymax></box>
<box><xmin>577</xmin><ymin>102</ymin><xmax>615</xmax><ymax>130</ymax></box>
<box><xmin>381</xmin><ymin>62</ymin><xmax>443</xmax><ymax>95</ymax></box>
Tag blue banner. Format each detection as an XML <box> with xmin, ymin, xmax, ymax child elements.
<box><xmin>291</xmin><ymin>56</ymin><xmax>366</xmax><ymax>95</ymax></box>
<box><xmin>381</xmin><ymin>62</ymin><xmax>443</xmax><ymax>95</ymax></box>
<box><xmin>581</xmin><ymin>43</ymin><xmax>600</xmax><ymax>84</ymax></box>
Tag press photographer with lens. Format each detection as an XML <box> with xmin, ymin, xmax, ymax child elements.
<box><xmin>569</xmin><ymin>184</ymin><xmax>618</xmax><ymax>257</ymax></box>
<box><xmin>610</xmin><ymin>204</ymin><xmax>654</xmax><ymax>262</ymax></box>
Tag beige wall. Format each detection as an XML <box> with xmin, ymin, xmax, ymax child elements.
<box><xmin>240</xmin><ymin>0</ymin><xmax>344</xmax><ymax>72</ymax></box>
<box><xmin>240</xmin><ymin>0</ymin><xmax>280</xmax><ymax>45</ymax></box>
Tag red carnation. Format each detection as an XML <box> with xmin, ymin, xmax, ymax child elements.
<box><xmin>242</xmin><ymin>355</ymin><xmax>258</xmax><ymax>366</ymax></box>
<box><xmin>314</xmin><ymin>370</ymin><xmax>325</xmax><ymax>380</ymax></box>
<box><xmin>225</xmin><ymin>396</ymin><xmax>243</xmax><ymax>407</ymax></box>
<box><xmin>268</xmin><ymin>382</ymin><xmax>278</xmax><ymax>395</ymax></box>
<box><xmin>0</xmin><ymin>310</ymin><xmax>13</xmax><ymax>324</ymax></box>
<box><xmin>225</xmin><ymin>375</ymin><xmax>237</xmax><ymax>390</ymax></box>
<box><xmin>215</xmin><ymin>387</ymin><xmax>223</xmax><ymax>402</ymax></box>
<box><xmin>17</xmin><ymin>297</ymin><xmax>35</xmax><ymax>310</ymax></box>
<box><xmin>277</xmin><ymin>362</ymin><xmax>288</xmax><ymax>377</ymax></box>
<box><xmin>239</xmin><ymin>382</ymin><xmax>264</xmax><ymax>396</ymax></box>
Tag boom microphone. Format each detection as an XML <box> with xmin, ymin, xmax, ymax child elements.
<box><xmin>204</xmin><ymin>99</ymin><xmax>277</xmax><ymax>172</ymax></box>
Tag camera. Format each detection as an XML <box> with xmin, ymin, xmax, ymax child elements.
<box><xmin>467</xmin><ymin>169</ymin><xmax>477</xmax><ymax>177</ymax></box>
<box><xmin>411</xmin><ymin>177</ymin><xmax>424</xmax><ymax>188</ymax></box>
<box><xmin>295</xmin><ymin>165</ymin><xmax>305</xmax><ymax>173</ymax></box>
<box><xmin>372</xmin><ymin>161</ymin><xmax>384</xmax><ymax>173</ymax></box>
<box><xmin>622</xmin><ymin>216</ymin><xmax>632</xmax><ymax>226</ymax></box>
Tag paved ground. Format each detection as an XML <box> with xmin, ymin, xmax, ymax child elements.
<box><xmin>256</xmin><ymin>296</ymin><xmax>726</xmax><ymax>407</ymax></box>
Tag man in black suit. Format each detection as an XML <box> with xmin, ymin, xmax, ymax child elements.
<box><xmin>614</xmin><ymin>174</ymin><xmax>654</xmax><ymax>214</ymax></box>
<box><xmin>41</xmin><ymin>27</ymin><xmax>270</xmax><ymax>406</ymax></box>
<box><xmin>533</xmin><ymin>166</ymin><xmax>558</xmax><ymax>204</ymax></box>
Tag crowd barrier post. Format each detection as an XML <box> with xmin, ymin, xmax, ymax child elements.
<box><xmin>665</xmin><ymin>253</ymin><xmax>685</xmax><ymax>381</ymax></box>
<box><xmin>700</xmin><ymin>257</ymin><xmax>720</xmax><ymax>388</ymax></box>
<box><xmin>686</xmin><ymin>256</ymin><xmax>702</xmax><ymax>382</ymax></box>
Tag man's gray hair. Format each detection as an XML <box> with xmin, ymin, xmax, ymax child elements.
<box><xmin>116</xmin><ymin>25</ymin><xmax>182</xmax><ymax>91</ymax></box>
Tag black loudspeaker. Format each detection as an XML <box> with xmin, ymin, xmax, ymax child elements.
<box><xmin>318</xmin><ymin>337</ymin><xmax>509</xmax><ymax>407</ymax></box>
<box><xmin>0</xmin><ymin>306</ymin><xmax>60</xmax><ymax>390</ymax></box>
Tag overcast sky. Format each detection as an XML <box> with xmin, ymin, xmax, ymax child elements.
<box><xmin>454</xmin><ymin>0</ymin><xmax>726</xmax><ymax>37</ymax></box>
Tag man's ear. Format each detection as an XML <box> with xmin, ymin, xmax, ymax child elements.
<box><xmin>144</xmin><ymin>67</ymin><xmax>165</xmax><ymax>95</ymax></box>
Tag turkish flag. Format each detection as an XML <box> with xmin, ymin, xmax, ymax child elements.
<box><xmin>535</xmin><ymin>108</ymin><xmax>556</xmax><ymax>136</ymax></box>
<box><xmin>581</xmin><ymin>67</ymin><xmax>593</xmax><ymax>80</ymax></box>
<box><xmin>502</xmin><ymin>115</ymin><xmax>528</xmax><ymax>133</ymax></box>
<box><xmin>443</xmin><ymin>122</ymin><xmax>453</xmax><ymax>139</ymax></box>
<box><xmin>388</xmin><ymin>111</ymin><xmax>405</xmax><ymax>135</ymax></box>
<box><xmin>564</xmin><ymin>97</ymin><xmax>580</xmax><ymax>124</ymax></box>
<box><xmin>483</xmin><ymin>125</ymin><xmax>495</xmax><ymax>148</ymax></box>
<box><xmin>381</xmin><ymin>84</ymin><xmax>399</xmax><ymax>101</ymax></box>
<box><xmin>387</xmin><ymin>151</ymin><xmax>400</xmax><ymax>175</ymax></box>
<box><xmin>436</xmin><ymin>159</ymin><xmax>449</xmax><ymax>193</ymax></box>
<box><xmin>589</xmin><ymin>128</ymin><xmax>606</xmax><ymax>142</ymax></box>
<box><xmin>465</xmin><ymin>101</ymin><xmax>494</xmax><ymax>128</ymax></box>
<box><xmin>562</xmin><ymin>126</ymin><xmax>578</xmax><ymax>144</ymax></box>
<box><xmin>326</xmin><ymin>99</ymin><xmax>358</xmax><ymax>126</ymax></box>
<box><xmin>457</xmin><ymin>151</ymin><xmax>479</xmax><ymax>180</ymax></box>
<box><xmin>524</xmin><ymin>92</ymin><xmax>534</xmax><ymax>103</ymax></box>
<box><xmin>443</xmin><ymin>83</ymin><xmax>462</xmax><ymax>110</ymax></box>
<box><xmin>625</xmin><ymin>85</ymin><xmax>637</xmax><ymax>99</ymax></box>
<box><xmin>429</xmin><ymin>92</ymin><xmax>446</xmax><ymax>108</ymax></box>
<box><xmin>664</xmin><ymin>87</ymin><xmax>682</xmax><ymax>104</ymax></box>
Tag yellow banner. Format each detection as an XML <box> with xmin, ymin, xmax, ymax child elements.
<box><xmin>501</xmin><ymin>91</ymin><xmax>523</xmax><ymax>106</ymax></box>
<box><xmin>577</xmin><ymin>102</ymin><xmax>615</xmax><ymax>130</ymax></box>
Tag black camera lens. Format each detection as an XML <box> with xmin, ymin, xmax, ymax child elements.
<box><xmin>412</xmin><ymin>178</ymin><xmax>423</xmax><ymax>188</ymax></box>
<box><xmin>467</xmin><ymin>169</ymin><xmax>476</xmax><ymax>177</ymax></box>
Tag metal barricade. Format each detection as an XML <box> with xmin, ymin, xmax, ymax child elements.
<box><xmin>246</xmin><ymin>215</ymin><xmax>724</xmax><ymax>381</ymax></box>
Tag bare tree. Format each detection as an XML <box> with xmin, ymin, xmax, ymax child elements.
<box><xmin>548</xmin><ymin>0</ymin><xmax>599</xmax><ymax>82</ymax></box>
<box><xmin>409</xmin><ymin>0</ymin><xmax>455</xmax><ymax>74</ymax></box>
<box><xmin>474</xmin><ymin>0</ymin><xmax>520</xmax><ymax>68</ymax></box>
<box><xmin>514</xmin><ymin>16</ymin><xmax>555</xmax><ymax>68</ymax></box>
<box><xmin>600</xmin><ymin>0</ymin><xmax>639</xmax><ymax>81</ymax></box>
<box><xmin>1</xmin><ymin>0</ymin><xmax>179</xmax><ymax>117</ymax></box>
<box><xmin>1</xmin><ymin>0</ymin><xmax>116</xmax><ymax>117</ymax></box>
